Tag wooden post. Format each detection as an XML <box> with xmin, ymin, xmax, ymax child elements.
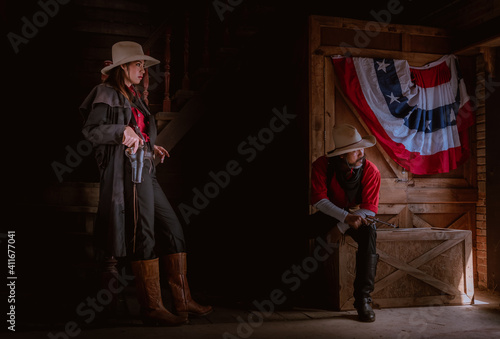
<box><xmin>480</xmin><ymin>46</ymin><xmax>496</xmax><ymax>78</ymax></box>
<box><xmin>202</xmin><ymin>5</ymin><xmax>210</xmax><ymax>69</ymax></box>
<box><xmin>143</xmin><ymin>50</ymin><xmax>150</xmax><ymax>106</ymax></box>
<box><xmin>101</xmin><ymin>60</ymin><xmax>112</xmax><ymax>82</ymax></box>
<box><xmin>163</xmin><ymin>26</ymin><xmax>172</xmax><ymax>112</ymax></box>
<box><xmin>182</xmin><ymin>11</ymin><xmax>190</xmax><ymax>90</ymax></box>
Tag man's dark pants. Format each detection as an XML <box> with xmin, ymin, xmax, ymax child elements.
<box><xmin>308</xmin><ymin>212</ymin><xmax>378</xmax><ymax>307</ymax></box>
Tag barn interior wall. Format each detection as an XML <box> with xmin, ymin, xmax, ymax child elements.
<box><xmin>485</xmin><ymin>48</ymin><xmax>500</xmax><ymax>292</ymax></box>
<box><xmin>5</xmin><ymin>2</ymin><xmax>500</xmax><ymax>327</ymax></box>
<box><xmin>308</xmin><ymin>16</ymin><xmax>488</xmax><ymax>289</ymax></box>
<box><xmin>6</xmin><ymin>2</ymin><xmax>314</xmax><ymax>321</ymax></box>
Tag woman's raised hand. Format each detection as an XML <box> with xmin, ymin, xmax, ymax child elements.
<box><xmin>122</xmin><ymin>126</ymin><xmax>143</xmax><ymax>154</ymax></box>
<box><xmin>154</xmin><ymin>145</ymin><xmax>170</xmax><ymax>163</ymax></box>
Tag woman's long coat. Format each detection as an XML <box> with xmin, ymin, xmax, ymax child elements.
<box><xmin>80</xmin><ymin>83</ymin><xmax>157</xmax><ymax>257</ymax></box>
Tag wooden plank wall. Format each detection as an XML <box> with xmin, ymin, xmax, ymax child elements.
<box><xmin>72</xmin><ymin>0</ymin><xmax>156</xmax><ymax>96</ymax></box>
<box><xmin>308</xmin><ymin>16</ymin><xmax>479</xmax><ymax>284</ymax></box>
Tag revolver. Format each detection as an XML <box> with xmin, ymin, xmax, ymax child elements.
<box><xmin>125</xmin><ymin>144</ymin><xmax>145</xmax><ymax>184</ymax></box>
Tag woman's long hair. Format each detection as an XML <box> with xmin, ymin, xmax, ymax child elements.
<box><xmin>103</xmin><ymin>64</ymin><xmax>134</xmax><ymax>102</ymax></box>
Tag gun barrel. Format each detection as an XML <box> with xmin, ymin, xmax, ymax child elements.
<box><xmin>366</xmin><ymin>216</ymin><xmax>398</xmax><ymax>228</ymax></box>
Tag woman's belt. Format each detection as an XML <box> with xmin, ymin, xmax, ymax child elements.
<box><xmin>143</xmin><ymin>149</ymin><xmax>154</xmax><ymax>160</ymax></box>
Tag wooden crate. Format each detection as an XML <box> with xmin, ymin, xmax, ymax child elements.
<box><xmin>325</xmin><ymin>228</ymin><xmax>474</xmax><ymax>310</ymax></box>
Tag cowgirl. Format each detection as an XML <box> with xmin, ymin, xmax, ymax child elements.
<box><xmin>81</xmin><ymin>41</ymin><xmax>212</xmax><ymax>326</ymax></box>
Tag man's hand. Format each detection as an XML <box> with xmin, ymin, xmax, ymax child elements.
<box><xmin>345</xmin><ymin>214</ymin><xmax>368</xmax><ymax>230</ymax></box>
<box><xmin>123</xmin><ymin>126</ymin><xmax>143</xmax><ymax>154</ymax></box>
<box><xmin>154</xmin><ymin>145</ymin><xmax>170</xmax><ymax>163</ymax></box>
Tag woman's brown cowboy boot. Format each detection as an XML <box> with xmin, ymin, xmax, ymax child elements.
<box><xmin>162</xmin><ymin>253</ymin><xmax>213</xmax><ymax>318</ymax></box>
<box><xmin>131</xmin><ymin>258</ymin><xmax>187</xmax><ymax>326</ymax></box>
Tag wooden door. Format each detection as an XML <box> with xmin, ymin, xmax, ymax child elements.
<box><xmin>309</xmin><ymin>16</ymin><xmax>478</xmax><ymax>273</ymax></box>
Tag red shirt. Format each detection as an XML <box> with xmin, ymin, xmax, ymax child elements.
<box><xmin>311</xmin><ymin>155</ymin><xmax>381</xmax><ymax>213</ymax></box>
<box><xmin>128</xmin><ymin>86</ymin><xmax>150</xmax><ymax>142</ymax></box>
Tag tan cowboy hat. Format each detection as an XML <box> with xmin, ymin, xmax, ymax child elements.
<box><xmin>101</xmin><ymin>41</ymin><xmax>160</xmax><ymax>75</ymax></box>
<box><xmin>327</xmin><ymin>124</ymin><xmax>376</xmax><ymax>157</ymax></box>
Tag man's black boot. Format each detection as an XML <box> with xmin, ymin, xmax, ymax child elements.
<box><xmin>353</xmin><ymin>253</ymin><xmax>378</xmax><ymax>322</ymax></box>
<box><xmin>355</xmin><ymin>297</ymin><xmax>375</xmax><ymax>322</ymax></box>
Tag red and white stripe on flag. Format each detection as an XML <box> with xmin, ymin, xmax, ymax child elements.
<box><xmin>331</xmin><ymin>55</ymin><xmax>474</xmax><ymax>175</ymax></box>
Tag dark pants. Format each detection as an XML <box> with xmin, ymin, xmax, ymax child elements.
<box><xmin>124</xmin><ymin>157</ymin><xmax>186</xmax><ymax>260</ymax></box>
<box><xmin>308</xmin><ymin>212</ymin><xmax>377</xmax><ymax>254</ymax></box>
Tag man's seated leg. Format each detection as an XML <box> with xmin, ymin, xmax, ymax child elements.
<box><xmin>307</xmin><ymin>212</ymin><xmax>342</xmax><ymax>242</ymax></box>
<box><xmin>346</xmin><ymin>224</ymin><xmax>378</xmax><ymax>322</ymax></box>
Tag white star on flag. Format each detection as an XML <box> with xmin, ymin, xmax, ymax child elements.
<box><xmin>426</xmin><ymin>120</ymin><xmax>432</xmax><ymax>132</ymax></box>
<box><xmin>376</xmin><ymin>59</ymin><xmax>390</xmax><ymax>73</ymax></box>
<box><xmin>450</xmin><ymin>110</ymin><xmax>457</xmax><ymax>124</ymax></box>
<box><xmin>330</xmin><ymin>55</ymin><xmax>474</xmax><ymax>175</ymax></box>
<box><xmin>386</xmin><ymin>92</ymin><xmax>401</xmax><ymax>104</ymax></box>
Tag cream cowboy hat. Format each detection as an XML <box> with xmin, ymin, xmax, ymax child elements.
<box><xmin>327</xmin><ymin>124</ymin><xmax>376</xmax><ymax>157</ymax></box>
<box><xmin>101</xmin><ymin>41</ymin><xmax>160</xmax><ymax>75</ymax></box>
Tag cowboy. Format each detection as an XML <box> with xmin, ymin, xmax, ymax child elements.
<box><xmin>310</xmin><ymin>124</ymin><xmax>381</xmax><ymax>322</ymax></box>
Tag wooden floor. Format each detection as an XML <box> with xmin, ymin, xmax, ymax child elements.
<box><xmin>8</xmin><ymin>289</ymin><xmax>500</xmax><ymax>339</ymax></box>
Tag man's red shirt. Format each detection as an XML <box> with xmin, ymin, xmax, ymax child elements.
<box><xmin>311</xmin><ymin>155</ymin><xmax>381</xmax><ymax>214</ymax></box>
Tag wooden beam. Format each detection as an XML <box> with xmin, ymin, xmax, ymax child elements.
<box><xmin>154</xmin><ymin>94</ymin><xmax>205</xmax><ymax>157</ymax></box>
<box><xmin>77</xmin><ymin>0</ymin><xmax>150</xmax><ymax>13</ymax></box>
<box><xmin>376</xmin><ymin>228</ymin><xmax>471</xmax><ymax>241</ymax></box>
<box><xmin>464</xmin><ymin>231</ymin><xmax>474</xmax><ymax>300</ymax></box>
<box><xmin>371</xmin><ymin>295</ymin><xmax>471</xmax><ymax>308</ymax></box>
<box><xmin>407</xmin><ymin>187</ymin><xmax>478</xmax><ymax>203</ymax></box>
<box><xmin>399</xmin><ymin>206</ymin><xmax>413</xmax><ymax>228</ymax></box>
<box><xmin>413</xmin><ymin>214</ymin><xmax>434</xmax><ymax>228</ymax></box>
<box><xmin>480</xmin><ymin>46</ymin><xmax>496</xmax><ymax>76</ymax></box>
<box><xmin>310</xmin><ymin>15</ymin><xmax>450</xmax><ymax>37</ymax></box>
<box><xmin>452</xmin><ymin>15</ymin><xmax>500</xmax><ymax>55</ymax></box>
<box><xmin>324</xmin><ymin>56</ymin><xmax>335</xmax><ymax>153</ymax></box>
<box><xmin>315</xmin><ymin>46</ymin><xmax>445</xmax><ymax>67</ymax></box>
<box><xmin>447</xmin><ymin>213</ymin><xmax>472</xmax><ymax>230</ymax></box>
<box><xmin>73</xmin><ymin>20</ymin><xmax>151</xmax><ymax>38</ymax></box>
<box><xmin>377</xmin><ymin>204</ymin><xmax>406</xmax><ymax>215</ymax></box>
<box><xmin>309</xmin><ymin>54</ymin><xmax>326</xmax><ymax>161</ymax></box>
<box><xmin>409</xmin><ymin>203</ymin><xmax>475</xmax><ymax>214</ymax></box>
<box><xmin>411</xmin><ymin>178</ymin><xmax>472</xmax><ymax>188</ymax></box>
